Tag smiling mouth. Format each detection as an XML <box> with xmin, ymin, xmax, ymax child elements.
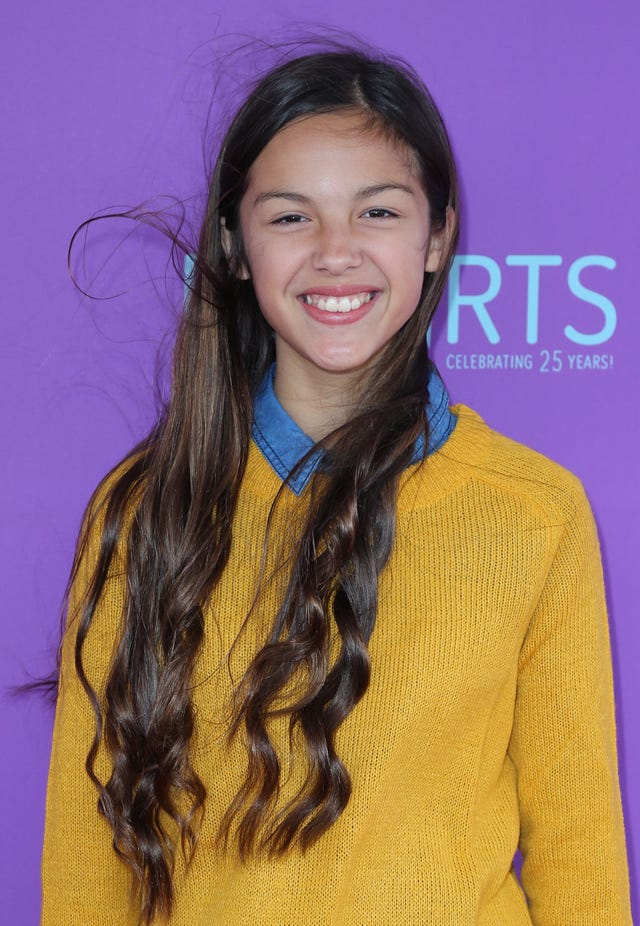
<box><xmin>300</xmin><ymin>291</ymin><xmax>376</xmax><ymax>313</ymax></box>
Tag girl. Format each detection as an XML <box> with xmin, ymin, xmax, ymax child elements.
<box><xmin>41</xmin><ymin>47</ymin><xmax>632</xmax><ymax>925</ymax></box>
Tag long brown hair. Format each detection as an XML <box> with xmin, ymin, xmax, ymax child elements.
<box><xmin>68</xmin><ymin>45</ymin><xmax>459</xmax><ymax>922</ymax></box>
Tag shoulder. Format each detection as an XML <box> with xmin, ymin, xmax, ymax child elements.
<box><xmin>406</xmin><ymin>403</ymin><xmax>591</xmax><ymax>529</ymax></box>
<box><xmin>66</xmin><ymin>451</ymin><xmax>144</xmax><ymax>624</ymax></box>
<box><xmin>78</xmin><ymin>451</ymin><xmax>147</xmax><ymax>549</ymax></box>
<box><xmin>463</xmin><ymin>404</ymin><xmax>593</xmax><ymax>529</ymax></box>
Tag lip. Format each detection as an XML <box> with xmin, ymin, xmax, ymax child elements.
<box><xmin>298</xmin><ymin>285</ymin><xmax>380</xmax><ymax>297</ymax></box>
<box><xmin>298</xmin><ymin>291</ymin><xmax>380</xmax><ymax>325</ymax></box>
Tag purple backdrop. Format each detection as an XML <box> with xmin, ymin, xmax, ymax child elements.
<box><xmin>1</xmin><ymin>2</ymin><xmax>637</xmax><ymax>921</ymax></box>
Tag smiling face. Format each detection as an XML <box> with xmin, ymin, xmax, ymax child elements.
<box><xmin>237</xmin><ymin>110</ymin><xmax>441</xmax><ymax>410</ymax></box>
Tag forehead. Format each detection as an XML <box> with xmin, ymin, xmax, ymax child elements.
<box><xmin>244</xmin><ymin>111</ymin><xmax>421</xmax><ymax>192</ymax></box>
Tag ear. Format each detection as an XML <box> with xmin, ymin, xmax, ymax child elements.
<box><xmin>425</xmin><ymin>206</ymin><xmax>456</xmax><ymax>273</ymax></box>
<box><xmin>425</xmin><ymin>234</ymin><xmax>443</xmax><ymax>272</ymax></box>
<box><xmin>220</xmin><ymin>218</ymin><xmax>250</xmax><ymax>281</ymax></box>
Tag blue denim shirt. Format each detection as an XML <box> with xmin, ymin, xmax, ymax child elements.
<box><xmin>252</xmin><ymin>364</ymin><xmax>457</xmax><ymax>496</ymax></box>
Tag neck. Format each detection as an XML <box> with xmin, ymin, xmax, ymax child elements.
<box><xmin>273</xmin><ymin>360</ymin><xmax>364</xmax><ymax>442</ymax></box>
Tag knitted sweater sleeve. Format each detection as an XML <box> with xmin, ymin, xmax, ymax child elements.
<box><xmin>41</xmin><ymin>516</ymin><xmax>136</xmax><ymax>925</ymax></box>
<box><xmin>508</xmin><ymin>480</ymin><xmax>632</xmax><ymax>924</ymax></box>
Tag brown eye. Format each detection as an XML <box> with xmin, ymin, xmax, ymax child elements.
<box><xmin>362</xmin><ymin>208</ymin><xmax>398</xmax><ymax>219</ymax></box>
<box><xmin>272</xmin><ymin>214</ymin><xmax>307</xmax><ymax>225</ymax></box>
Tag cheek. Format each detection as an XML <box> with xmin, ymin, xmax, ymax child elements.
<box><xmin>249</xmin><ymin>262</ymin><xmax>281</xmax><ymax>309</ymax></box>
<box><xmin>396</xmin><ymin>254</ymin><xmax>428</xmax><ymax>323</ymax></box>
<box><xmin>244</xmin><ymin>233</ymin><xmax>290</xmax><ymax>282</ymax></box>
<box><xmin>242</xmin><ymin>248</ymin><xmax>287</xmax><ymax>325</ymax></box>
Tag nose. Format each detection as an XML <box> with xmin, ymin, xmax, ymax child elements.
<box><xmin>312</xmin><ymin>221</ymin><xmax>363</xmax><ymax>275</ymax></box>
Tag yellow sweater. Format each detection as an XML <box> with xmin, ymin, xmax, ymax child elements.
<box><xmin>41</xmin><ymin>404</ymin><xmax>632</xmax><ymax>925</ymax></box>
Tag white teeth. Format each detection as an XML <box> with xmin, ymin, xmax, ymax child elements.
<box><xmin>302</xmin><ymin>292</ymin><xmax>374</xmax><ymax>312</ymax></box>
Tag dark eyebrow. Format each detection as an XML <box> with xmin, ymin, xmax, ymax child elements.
<box><xmin>253</xmin><ymin>191</ymin><xmax>312</xmax><ymax>207</ymax></box>
<box><xmin>355</xmin><ymin>183</ymin><xmax>416</xmax><ymax>199</ymax></box>
<box><xmin>253</xmin><ymin>182</ymin><xmax>416</xmax><ymax>208</ymax></box>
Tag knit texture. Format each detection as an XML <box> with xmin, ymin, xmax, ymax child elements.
<box><xmin>41</xmin><ymin>404</ymin><xmax>632</xmax><ymax>925</ymax></box>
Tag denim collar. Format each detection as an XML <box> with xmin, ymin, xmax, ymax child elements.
<box><xmin>252</xmin><ymin>363</ymin><xmax>457</xmax><ymax>495</ymax></box>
